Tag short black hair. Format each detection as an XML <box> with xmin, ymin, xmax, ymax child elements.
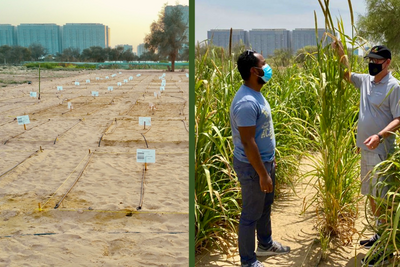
<box><xmin>237</xmin><ymin>50</ymin><xmax>260</xmax><ymax>81</ymax></box>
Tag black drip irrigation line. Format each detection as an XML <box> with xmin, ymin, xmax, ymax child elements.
<box><xmin>140</xmin><ymin>133</ymin><xmax>149</xmax><ymax>148</ymax></box>
<box><xmin>137</xmin><ymin>164</ymin><xmax>146</xmax><ymax>211</ymax></box>
<box><xmin>54</xmin><ymin>152</ymin><xmax>93</xmax><ymax>209</ymax></box>
<box><xmin>99</xmin><ymin>118</ymin><xmax>117</xmax><ymax>147</ymax></box>
<box><xmin>0</xmin><ymin>233</ymin><xmax>57</xmax><ymax>239</ymax></box>
<box><xmin>0</xmin><ymin>231</ymin><xmax>185</xmax><ymax>239</ymax></box>
<box><xmin>4</xmin><ymin>119</ymin><xmax>51</xmax><ymax>145</ymax></box>
<box><xmin>0</xmin><ymin>149</ymin><xmax>40</xmax><ymax>179</ymax></box>
<box><xmin>181</xmin><ymin>120</ymin><xmax>189</xmax><ymax>133</ymax></box>
<box><xmin>54</xmin><ymin>119</ymin><xmax>82</xmax><ymax>145</ymax></box>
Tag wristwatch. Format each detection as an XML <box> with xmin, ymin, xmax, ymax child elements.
<box><xmin>377</xmin><ymin>134</ymin><xmax>384</xmax><ymax>143</ymax></box>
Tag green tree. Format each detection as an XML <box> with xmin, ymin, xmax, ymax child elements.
<box><xmin>0</xmin><ymin>45</ymin><xmax>12</xmax><ymax>64</ymax></box>
<box><xmin>57</xmin><ymin>47</ymin><xmax>81</xmax><ymax>62</ymax></box>
<box><xmin>357</xmin><ymin>0</ymin><xmax>400</xmax><ymax>52</ymax></box>
<box><xmin>29</xmin><ymin>43</ymin><xmax>47</xmax><ymax>60</ymax></box>
<box><xmin>144</xmin><ymin>4</ymin><xmax>188</xmax><ymax>71</ymax></box>
<box><xmin>269</xmin><ymin>48</ymin><xmax>293</xmax><ymax>67</ymax></box>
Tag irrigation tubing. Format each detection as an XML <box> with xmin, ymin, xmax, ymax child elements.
<box><xmin>4</xmin><ymin>119</ymin><xmax>51</xmax><ymax>145</ymax></box>
<box><xmin>0</xmin><ymin>150</ymin><xmax>39</xmax><ymax>179</ymax></box>
<box><xmin>54</xmin><ymin>119</ymin><xmax>82</xmax><ymax>144</ymax></box>
<box><xmin>181</xmin><ymin>120</ymin><xmax>189</xmax><ymax>133</ymax></box>
<box><xmin>54</xmin><ymin>152</ymin><xmax>93</xmax><ymax>209</ymax></box>
<box><xmin>137</xmin><ymin>164</ymin><xmax>146</xmax><ymax>210</ymax></box>
<box><xmin>140</xmin><ymin>133</ymin><xmax>149</xmax><ymax>148</ymax></box>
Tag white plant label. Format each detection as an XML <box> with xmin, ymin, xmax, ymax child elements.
<box><xmin>75</xmin><ymin>82</ymin><xmax>80</xmax><ymax>86</ymax></box>
<box><xmin>136</xmin><ymin>74</ymin><xmax>141</xmax><ymax>77</ymax></box>
<box><xmin>106</xmin><ymin>76</ymin><xmax>109</xmax><ymax>79</ymax></box>
<box><xmin>86</xmin><ymin>79</ymin><xmax>90</xmax><ymax>83</ymax></box>
<box><xmin>17</xmin><ymin>115</ymin><xmax>30</xmax><ymax>125</ymax></box>
<box><xmin>154</xmin><ymin>92</ymin><xmax>157</xmax><ymax>98</ymax></box>
<box><xmin>68</xmin><ymin>102</ymin><xmax>72</xmax><ymax>109</ymax></box>
<box><xmin>124</xmin><ymin>79</ymin><xmax>128</xmax><ymax>83</ymax></box>
<box><xmin>96</xmin><ymin>77</ymin><xmax>100</xmax><ymax>80</ymax></box>
<box><xmin>136</xmin><ymin>149</ymin><xmax>155</xmax><ymax>163</ymax></box>
<box><xmin>108</xmin><ymin>86</ymin><xmax>113</xmax><ymax>91</ymax></box>
<box><xmin>57</xmin><ymin>86</ymin><xmax>63</xmax><ymax>91</ymax></box>
<box><xmin>129</xmin><ymin>76</ymin><xmax>133</xmax><ymax>80</ymax></box>
<box><xmin>160</xmin><ymin>86</ymin><xmax>165</xmax><ymax>91</ymax></box>
<box><xmin>92</xmin><ymin>91</ymin><xmax>99</xmax><ymax>97</ymax></box>
<box><xmin>30</xmin><ymin>92</ymin><xmax>37</xmax><ymax>97</ymax></box>
<box><xmin>117</xmin><ymin>82</ymin><xmax>122</xmax><ymax>86</ymax></box>
<box><xmin>139</xmin><ymin>117</ymin><xmax>151</xmax><ymax>126</ymax></box>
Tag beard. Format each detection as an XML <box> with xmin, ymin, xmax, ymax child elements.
<box><xmin>257</xmin><ymin>77</ymin><xmax>266</xmax><ymax>85</ymax></box>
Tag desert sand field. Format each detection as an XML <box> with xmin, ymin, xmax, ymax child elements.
<box><xmin>0</xmin><ymin>67</ymin><xmax>189</xmax><ymax>266</ymax></box>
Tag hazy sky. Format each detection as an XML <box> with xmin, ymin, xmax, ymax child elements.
<box><xmin>196</xmin><ymin>0</ymin><xmax>367</xmax><ymax>44</ymax></box>
<box><xmin>0</xmin><ymin>0</ymin><xmax>189</xmax><ymax>52</ymax></box>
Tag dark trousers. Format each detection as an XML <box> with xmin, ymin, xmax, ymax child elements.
<box><xmin>233</xmin><ymin>156</ymin><xmax>275</xmax><ymax>266</ymax></box>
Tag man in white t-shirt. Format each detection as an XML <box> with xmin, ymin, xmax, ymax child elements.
<box><xmin>334</xmin><ymin>43</ymin><xmax>400</xmax><ymax>266</ymax></box>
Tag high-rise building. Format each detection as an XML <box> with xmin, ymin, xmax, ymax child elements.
<box><xmin>207</xmin><ymin>29</ymin><xmax>249</xmax><ymax>49</ymax></box>
<box><xmin>0</xmin><ymin>24</ymin><xmax>16</xmax><ymax>46</ymax></box>
<box><xmin>17</xmin><ymin>24</ymin><xmax>61</xmax><ymax>55</ymax></box>
<box><xmin>137</xmin><ymin>43</ymin><xmax>148</xmax><ymax>57</ymax></box>
<box><xmin>291</xmin><ymin>28</ymin><xmax>326</xmax><ymax>53</ymax></box>
<box><xmin>62</xmin><ymin>23</ymin><xmax>110</xmax><ymax>53</ymax></box>
<box><xmin>249</xmin><ymin>29</ymin><xmax>290</xmax><ymax>57</ymax></box>
<box><xmin>117</xmin><ymin>44</ymin><xmax>133</xmax><ymax>52</ymax></box>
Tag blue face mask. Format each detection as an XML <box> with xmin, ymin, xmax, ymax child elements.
<box><xmin>255</xmin><ymin>64</ymin><xmax>273</xmax><ymax>83</ymax></box>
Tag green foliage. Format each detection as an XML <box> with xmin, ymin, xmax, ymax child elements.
<box><xmin>357</xmin><ymin>0</ymin><xmax>400</xmax><ymax>53</ymax></box>
<box><xmin>144</xmin><ymin>5</ymin><xmax>188</xmax><ymax>71</ymax></box>
<box><xmin>364</xmin><ymin>139</ymin><xmax>400</xmax><ymax>265</ymax></box>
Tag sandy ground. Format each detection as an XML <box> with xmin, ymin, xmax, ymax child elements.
<box><xmin>0</xmin><ymin>67</ymin><xmax>189</xmax><ymax>266</ymax></box>
<box><xmin>195</xmin><ymin>160</ymin><xmax>375</xmax><ymax>267</ymax></box>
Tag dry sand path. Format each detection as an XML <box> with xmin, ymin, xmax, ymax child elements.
<box><xmin>195</xmin><ymin>159</ymin><xmax>374</xmax><ymax>267</ymax></box>
<box><xmin>0</xmin><ymin>68</ymin><xmax>189</xmax><ymax>266</ymax></box>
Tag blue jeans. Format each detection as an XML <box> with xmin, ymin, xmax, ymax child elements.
<box><xmin>233</xmin><ymin>156</ymin><xmax>275</xmax><ymax>266</ymax></box>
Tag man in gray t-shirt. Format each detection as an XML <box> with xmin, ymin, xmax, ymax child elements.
<box><xmin>334</xmin><ymin>43</ymin><xmax>400</xmax><ymax>263</ymax></box>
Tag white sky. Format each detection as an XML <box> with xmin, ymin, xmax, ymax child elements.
<box><xmin>195</xmin><ymin>0</ymin><xmax>367</xmax><ymax>44</ymax></box>
<box><xmin>0</xmin><ymin>0</ymin><xmax>189</xmax><ymax>52</ymax></box>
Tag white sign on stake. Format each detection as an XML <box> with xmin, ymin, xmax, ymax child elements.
<box><xmin>96</xmin><ymin>77</ymin><xmax>100</xmax><ymax>80</ymax></box>
<box><xmin>117</xmin><ymin>82</ymin><xmax>122</xmax><ymax>86</ymax></box>
<box><xmin>75</xmin><ymin>81</ymin><xmax>80</xmax><ymax>86</ymax></box>
<box><xmin>106</xmin><ymin>76</ymin><xmax>109</xmax><ymax>79</ymax></box>
<box><xmin>17</xmin><ymin>115</ymin><xmax>30</xmax><ymax>125</ymax></box>
<box><xmin>112</xmin><ymin>74</ymin><xmax>116</xmax><ymax>77</ymax></box>
<box><xmin>86</xmin><ymin>79</ymin><xmax>90</xmax><ymax>83</ymax></box>
<box><xmin>91</xmin><ymin>91</ymin><xmax>99</xmax><ymax>97</ymax></box>
<box><xmin>124</xmin><ymin>79</ymin><xmax>128</xmax><ymax>83</ymax></box>
<box><xmin>160</xmin><ymin>86</ymin><xmax>165</xmax><ymax>92</ymax></box>
<box><xmin>154</xmin><ymin>92</ymin><xmax>157</xmax><ymax>98</ymax></box>
<box><xmin>30</xmin><ymin>92</ymin><xmax>37</xmax><ymax>97</ymax></box>
<box><xmin>139</xmin><ymin>117</ymin><xmax>151</xmax><ymax>126</ymax></box>
<box><xmin>136</xmin><ymin>149</ymin><xmax>156</xmax><ymax>163</ymax></box>
<box><xmin>57</xmin><ymin>86</ymin><xmax>63</xmax><ymax>91</ymax></box>
<box><xmin>68</xmin><ymin>102</ymin><xmax>72</xmax><ymax>109</ymax></box>
<box><xmin>119</xmin><ymin>72</ymin><xmax>122</xmax><ymax>74</ymax></box>
<box><xmin>129</xmin><ymin>76</ymin><xmax>133</xmax><ymax>80</ymax></box>
<box><xmin>136</xmin><ymin>74</ymin><xmax>141</xmax><ymax>77</ymax></box>
<box><xmin>186</xmin><ymin>73</ymin><xmax>189</xmax><ymax>78</ymax></box>
<box><xmin>108</xmin><ymin>86</ymin><xmax>113</xmax><ymax>91</ymax></box>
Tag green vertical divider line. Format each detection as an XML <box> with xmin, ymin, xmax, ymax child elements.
<box><xmin>189</xmin><ymin>0</ymin><xmax>195</xmax><ymax>266</ymax></box>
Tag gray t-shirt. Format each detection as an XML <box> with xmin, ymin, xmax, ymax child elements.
<box><xmin>351</xmin><ymin>72</ymin><xmax>400</xmax><ymax>155</ymax></box>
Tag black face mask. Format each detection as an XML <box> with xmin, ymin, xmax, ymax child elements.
<box><xmin>368</xmin><ymin>60</ymin><xmax>386</xmax><ymax>76</ymax></box>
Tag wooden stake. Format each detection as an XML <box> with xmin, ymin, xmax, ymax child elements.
<box><xmin>144</xmin><ymin>121</ymin><xmax>146</xmax><ymax>130</ymax></box>
<box><xmin>23</xmin><ymin>124</ymin><xmax>26</xmax><ymax>130</ymax></box>
<box><xmin>38</xmin><ymin>203</ymin><xmax>42</xmax><ymax>211</ymax></box>
<box><xmin>145</xmin><ymin>162</ymin><xmax>148</xmax><ymax>171</ymax></box>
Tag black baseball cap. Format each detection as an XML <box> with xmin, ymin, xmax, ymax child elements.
<box><xmin>365</xmin><ymin>45</ymin><xmax>391</xmax><ymax>59</ymax></box>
